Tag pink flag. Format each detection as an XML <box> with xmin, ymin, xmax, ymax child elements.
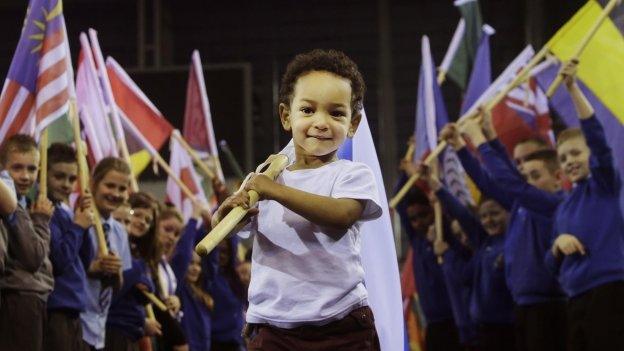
<box><xmin>182</xmin><ymin>51</ymin><xmax>224</xmax><ymax>181</ymax></box>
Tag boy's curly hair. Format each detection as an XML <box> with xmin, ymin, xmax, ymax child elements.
<box><xmin>278</xmin><ymin>49</ymin><xmax>365</xmax><ymax>113</ymax></box>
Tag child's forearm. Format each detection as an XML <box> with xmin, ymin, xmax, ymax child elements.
<box><xmin>568</xmin><ymin>83</ymin><xmax>594</xmax><ymax>120</ymax></box>
<box><xmin>271</xmin><ymin>183</ymin><xmax>364</xmax><ymax>235</ymax></box>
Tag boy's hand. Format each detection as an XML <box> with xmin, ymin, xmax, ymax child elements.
<box><xmin>165</xmin><ymin>295</ymin><xmax>181</xmax><ymax>315</ymax></box>
<box><xmin>561</xmin><ymin>59</ymin><xmax>579</xmax><ymax>89</ymax></box>
<box><xmin>244</xmin><ymin>173</ymin><xmax>279</xmax><ymax>201</ymax></box>
<box><xmin>212</xmin><ymin>191</ymin><xmax>259</xmax><ymax>229</ymax></box>
<box><xmin>74</xmin><ymin>194</ymin><xmax>94</xmax><ymax>229</ymax></box>
<box><xmin>32</xmin><ymin>196</ymin><xmax>54</xmax><ymax>217</ymax></box>
<box><xmin>478</xmin><ymin>107</ymin><xmax>497</xmax><ymax>141</ymax></box>
<box><xmin>419</xmin><ymin>164</ymin><xmax>442</xmax><ymax>191</ymax></box>
<box><xmin>433</xmin><ymin>238</ymin><xmax>449</xmax><ymax>256</ymax></box>
<box><xmin>144</xmin><ymin>317</ymin><xmax>162</xmax><ymax>336</ymax></box>
<box><xmin>459</xmin><ymin>117</ymin><xmax>487</xmax><ymax>147</ymax></box>
<box><xmin>439</xmin><ymin>123</ymin><xmax>465</xmax><ymax>150</ymax></box>
<box><xmin>399</xmin><ymin>159</ymin><xmax>418</xmax><ymax>177</ymax></box>
<box><xmin>100</xmin><ymin>253</ymin><xmax>123</xmax><ymax>275</ymax></box>
<box><xmin>552</xmin><ymin>233</ymin><xmax>586</xmax><ymax>258</ymax></box>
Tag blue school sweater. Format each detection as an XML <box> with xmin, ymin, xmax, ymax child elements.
<box><xmin>106</xmin><ymin>258</ymin><xmax>154</xmax><ymax>341</ymax></box>
<box><xmin>208</xmin><ymin>236</ymin><xmax>245</xmax><ymax>345</ymax></box>
<box><xmin>436</xmin><ymin>188</ymin><xmax>514</xmax><ymax>325</ymax></box>
<box><xmin>545</xmin><ymin>116</ymin><xmax>624</xmax><ymax>298</ymax></box>
<box><xmin>440</xmin><ymin>237</ymin><xmax>477</xmax><ymax>344</ymax></box>
<box><xmin>171</xmin><ymin>219</ymin><xmax>213</xmax><ymax>351</ymax></box>
<box><xmin>47</xmin><ymin>204</ymin><xmax>94</xmax><ymax>312</ymax></box>
<box><xmin>395</xmin><ymin>174</ymin><xmax>455</xmax><ymax>324</ymax></box>
<box><xmin>476</xmin><ymin>141</ymin><xmax>566</xmax><ymax>305</ymax></box>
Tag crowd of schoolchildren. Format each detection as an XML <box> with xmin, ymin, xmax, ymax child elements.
<box><xmin>398</xmin><ymin>60</ymin><xmax>624</xmax><ymax>351</ymax></box>
<box><xmin>0</xmin><ymin>138</ymin><xmax>248</xmax><ymax>351</ymax></box>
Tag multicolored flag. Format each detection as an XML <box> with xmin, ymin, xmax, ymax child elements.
<box><xmin>440</xmin><ymin>0</ymin><xmax>483</xmax><ymax>89</ymax></box>
<box><xmin>337</xmin><ymin>111</ymin><xmax>404</xmax><ymax>351</ymax></box>
<box><xmin>75</xmin><ymin>33</ymin><xmax>118</xmax><ymax>163</ymax></box>
<box><xmin>0</xmin><ymin>0</ymin><xmax>73</xmax><ymax>141</ymax></box>
<box><xmin>167</xmin><ymin>130</ymin><xmax>207</xmax><ymax>221</ymax></box>
<box><xmin>416</xmin><ymin>36</ymin><xmax>474</xmax><ymax>206</ymax></box>
<box><xmin>182</xmin><ymin>50</ymin><xmax>224</xmax><ymax>181</ymax></box>
<box><xmin>106</xmin><ymin>57</ymin><xmax>174</xmax><ymax>175</ymax></box>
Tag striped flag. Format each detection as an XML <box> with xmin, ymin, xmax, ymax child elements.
<box><xmin>182</xmin><ymin>50</ymin><xmax>224</xmax><ymax>181</ymax></box>
<box><xmin>106</xmin><ymin>57</ymin><xmax>174</xmax><ymax>175</ymax></box>
<box><xmin>0</xmin><ymin>0</ymin><xmax>73</xmax><ymax>141</ymax></box>
<box><xmin>167</xmin><ymin>130</ymin><xmax>207</xmax><ymax>221</ymax></box>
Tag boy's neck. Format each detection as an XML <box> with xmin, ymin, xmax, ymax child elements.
<box><xmin>289</xmin><ymin>150</ymin><xmax>338</xmax><ymax>170</ymax></box>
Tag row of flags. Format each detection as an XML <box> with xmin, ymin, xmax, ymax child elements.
<box><xmin>404</xmin><ymin>1</ymin><xmax>624</xmax><ymax>350</ymax></box>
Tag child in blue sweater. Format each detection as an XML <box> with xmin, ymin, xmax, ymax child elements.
<box><xmin>545</xmin><ymin>60</ymin><xmax>624</xmax><ymax>351</ymax></box>
<box><xmin>44</xmin><ymin>143</ymin><xmax>95</xmax><ymax>351</ymax></box>
<box><xmin>422</xmin><ymin>166</ymin><xmax>515</xmax><ymax>351</ymax></box>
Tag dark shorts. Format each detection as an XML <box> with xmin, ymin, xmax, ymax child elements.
<box><xmin>245</xmin><ymin>306</ymin><xmax>380</xmax><ymax>351</ymax></box>
<box><xmin>0</xmin><ymin>291</ymin><xmax>46</xmax><ymax>351</ymax></box>
<box><xmin>45</xmin><ymin>309</ymin><xmax>90</xmax><ymax>351</ymax></box>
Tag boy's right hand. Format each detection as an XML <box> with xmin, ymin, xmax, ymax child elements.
<box><xmin>433</xmin><ymin>238</ymin><xmax>449</xmax><ymax>256</ymax></box>
<box><xmin>439</xmin><ymin>123</ymin><xmax>465</xmax><ymax>150</ymax></box>
<box><xmin>552</xmin><ymin>233</ymin><xmax>586</xmax><ymax>258</ymax></box>
<box><xmin>89</xmin><ymin>253</ymin><xmax>123</xmax><ymax>276</ymax></box>
<box><xmin>144</xmin><ymin>317</ymin><xmax>162</xmax><ymax>337</ymax></box>
<box><xmin>74</xmin><ymin>194</ymin><xmax>94</xmax><ymax>229</ymax></box>
<box><xmin>212</xmin><ymin>191</ymin><xmax>259</xmax><ymax>229</ymax></box>
<box><xmin>459</xmin><ymin>116</ymin><xmax>487</xmax><ymax>147</ymax></box>
<box><xmin>32</xmin><ymin>196</ymin><xmax>54</xmax><ymax>218</ymax></box>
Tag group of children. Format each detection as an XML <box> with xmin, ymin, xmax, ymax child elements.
<box><xmin>0</xmin><ymin>136</ymin><xmax>248</xmax><ymax>351</ymax></box>
<box><xmin>399</xmin><ymin>60</ymin><xmax>624</xmax><ymax>351</ymax></box>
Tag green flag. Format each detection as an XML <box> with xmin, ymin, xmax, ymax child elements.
<box><xmin>445</xmin><ymin>0</ymin><xmax>483</xmax><ymax>90</ymax></box>
<box><xmin>45</xmin><ymin>114</ymin><xmax>74</xmax><ymax>146</ymax></box>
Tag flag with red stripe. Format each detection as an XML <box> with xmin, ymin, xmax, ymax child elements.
<box><xmin>0</xmin><ymin>0</ymin><xmax>72</xmax><ymax>141</ymax></box>
<box><xmin>183</xmin><ymin>51</ymin><xmax>224</xmax><ymax>181</ymax></box>
<box><xmin>167</xmin><ymin>130</ymin><xmax>207</xmax><ymax>221</ymax></box>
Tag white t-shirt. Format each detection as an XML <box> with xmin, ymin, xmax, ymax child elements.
<box><xmin>240</xmin><ymin>159</ymin><xmax>382</xmax><ymax>328</ymax></box>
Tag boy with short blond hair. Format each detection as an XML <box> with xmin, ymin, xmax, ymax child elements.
<box><xmin>0</xmin><ymin>134</ymin><xmax>54</xmax><ymax>351</ymax></box>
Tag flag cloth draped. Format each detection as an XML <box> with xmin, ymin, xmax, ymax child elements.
<box><xmin>183</xmin><ymin>50</ymin><xmax>224</xmax><ymax>181</ymax></box>
<box><xmin>167</xmin><ymin>131</ymin><xmax>207</xmax><ymax>221</ymax></box>
<box><xmin>444</xmin><ymin>0</ymin><xmax>483</xmax><ymax>89</ymax></box>
<box><xmin>106</xmin><ymin>57</ymin><xmax>174</xmax><ymax>175</ymax></box>
<box><xmin>76</xmin><ymin>34</ymin><xmax>118</xmax><ymax>163</ymax></box>
<box><xmin>534</xmin><ymin>61</ymin><xmax>624</xmax><ymax>216</ymax></box>
<box><xmin>546</xmin><ymin>0</ymin><xmax>624</xmax><ymax>125</ymax></box>
<box><xmin>0</xmin><ymin>0</ymin><xmax>73</xmax><ymax>141</ymax></box>
<box><xmin>337</xmin><ymin>112</ymin><xmax>404</xmax><ymax>351</ymax></box>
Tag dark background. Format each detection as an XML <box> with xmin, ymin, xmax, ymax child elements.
<box><xmin>0</xmin><ymin>0</ymin><xmax>612</xmax><ymax>185</ymax></box>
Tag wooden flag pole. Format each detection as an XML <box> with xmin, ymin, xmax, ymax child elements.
<box><xmin>145</xmin><ymin>304</ymin><xmax>156</xmax><ymax>320</ymax></box>
<box><xmin>171</xmin><ymin>131</ymin><xmax>216</xmax><ymax>180</ymax></box>
<box><xmin>195</xmin><ymin>154</ymin><xmax>289</xmax><ymax>256</ymax></box>
<box><xmin>38</xmin><ymin>129</ymin><xmax>49</xmax><ymax>200</ymax></box>
<box><xmin>432</xmin><ymin>162</ymin><xmax>444</xmax><ymax>265</ymax></box>
<box><xmin>70</xmin><ymin>101</ymin><xmax>109</xmax><ymax>255</ymax></box>
<box><xmin>151</xmin><ymin>149</ymin><xmax>198</xmax><ymax>203</ymax></box>
<box><xmin>141</xmin><ymin>291</ymin><xmax>167</xmax><ymax>311</ymax></box>
<box><xmin>545</xmin><ymin>0</ymin><xmax>622</xmax><ymax>97</ymax></box>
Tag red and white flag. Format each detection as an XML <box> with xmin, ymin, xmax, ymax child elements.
<box><xmin>167</xmin><ymin>130</ymin><xmax>207</xmax><ymax>221</ymax></box>
<box><xmin>75</xmin><ymin>33</ymin><xmax>118</xmax><ymax>163</ymax></box>
<box><xmin>182</xmin><ymin>50</ymin><xmax>224</xmax><ymax>181</ymax></box>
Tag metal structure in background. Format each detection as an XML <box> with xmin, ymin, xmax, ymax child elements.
<box><xmin>137</xmin><ymin>0</ymin><xmax>162</xmax><ymax>68</ymax></box>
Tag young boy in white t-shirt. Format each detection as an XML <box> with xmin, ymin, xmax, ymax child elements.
<box><xmin>212</xmin><ymin>49</ymin><xmax>383</xmax><ymax>350</ymax></box>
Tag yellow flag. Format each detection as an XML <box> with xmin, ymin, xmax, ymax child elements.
<box><xmin>547</xmin><ymin>0</ymin><xmax>624</xmax><ymax>124</ymax></box>
<box><xmin>129</xmin><ymin>150</ymin><xmax>151</xmax><ymax>176</ymax></box>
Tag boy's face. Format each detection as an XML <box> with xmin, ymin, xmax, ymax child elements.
<box><xmin>557</xmin><ymin>137</ymin><xmax>590</xmax><ymax>183</ymax></box>
<box><xmin>521</xmin><ymin>159</ymin><xmax>561</xmax><ymax>193</ymax></box>
<box><xmin>478</xmin><ymin>200</ymin><xmax>508</xmax><ymax>236</ymax></box>
<box><xmin>48</xmin><ymin>162</ymin><xmax>78</xmax><ymax>203</ymax></box>
<box><xmin>91</xmin><ymin>170</ymin><xmax>130</xmax><ymax>217</ymax></box>
<box><xmin>513</xmin><ymin>141</ymin><xmax>546</xmax><ymax>173</ymax></box>
<box><xmin>5</xmin><ymin>150</ymin><xmax>39</xmax><ymax>197</ymax></box>
<box><xmin>280</xmin><ymin>71</ymin><xmax>360</xmax><ymax>160</ymax></box>
<box><xmin>406</xmin><ymin>203</ymin><xmax>433</xmax><ymax>233</ymax></box>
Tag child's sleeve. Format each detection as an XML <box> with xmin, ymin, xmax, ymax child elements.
<box><xmin>456</xmin><ymin>146</ymin><xmax>514</xmax><ymax>210</ymax></box>
<box><xmin>170</xmin><ymin>218</ymin><xmax>199</xmax><ymax>280</ymax></box>
<box><xmin>49</xmin><ymin>208</ymin><xmax>88</xmax><ymax>276</ymax></box>
<box><xmin>544</xmin><ymin>216</ymin><xmax>563</xmax><ymax>276</ymax></box>
<box><xmin>332</xmin><ymin>162</ymin><xmax>382</xmax><ymax>221</ymax></box>
<box><xmin>581</xmin><ymin>116</ymin><xmax>620</xmax><ymax>192</ymax></box>
<box><xmin>6</xmin><ymin>206</ymin><xmax>50</xmax><ymax>272</ymax></box>
<box><xmin>478</xmin><ymin>142</ymin><xmax>562</xmax><ymax>214</ymax></box>
<box><xmin>435</xmin><ymin>187</ymin><xmax>486</xmax><ymax>248</ymax></box>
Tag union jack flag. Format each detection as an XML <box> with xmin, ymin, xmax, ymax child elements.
<box><xmin>0</xmin><ymin>0</ymin><xmax>73</xmax><ymax>140</ymax></box>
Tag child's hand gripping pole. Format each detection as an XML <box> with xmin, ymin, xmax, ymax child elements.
<box><xmin>141</xmin><ymin>290</ymin><xmax>168</xmax><ymax>311</ymax></box>
<box><xmin>195</xmin><ymin>154</ymin><xmax>290</xmax><ymax>256</ymax></box>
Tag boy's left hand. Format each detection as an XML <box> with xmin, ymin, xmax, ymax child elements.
<box><xmin>32</xmin><ymin>196</ymin><xmax>54</xmax><ymax>217</ymax></box>
<box><xmin>459</xmin><ymin>116</ymin><xmax>487</xmax><ymax>147</ymax></box>
<box><xmin>561</xmin><ymin>59</ymin><xmax>579</xmax><ymax>89</ymax></box>
<box><xmin>244</xmin><ymin>173</ymin><xmax>279</xmax><ymax>200</ymax></box>
<box><xmin>433</xmin><ymin>238</ymin><xmax>449</xmax><ymax>256</ymax></box>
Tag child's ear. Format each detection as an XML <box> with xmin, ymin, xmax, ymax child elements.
<box><xmin>279</xmin><ymin>103</ymin><xmax>291</xmax><ymax>131</ymax></box>
<box><xmin>347</xmin><ymin>112</ymin><xmax>362</xmax><ymax>138</ymax></box>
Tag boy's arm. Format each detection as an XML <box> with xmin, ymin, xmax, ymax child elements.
<box><xmin>478</xmin><ymin>142</ymin><xmax>562</xmax><ymax>214</ymax></box>
<box><xmin>170</xmin><ymin>218</ymin><xmax>199</xmax><ymax>280</ymax></box>
<box><xmin>49</xmin><ymin>209</ymin><xmax>88</xmax><ymax>275</ymax></box>
<box><xmin>7</xmin><ymin>205</ymin><xmax>50</xmax><ymax>272</ymax></box>
<box><xmin>435</xmin><ymin>187</ymin><xmax>486</xmax><ymax>248</ymax></box>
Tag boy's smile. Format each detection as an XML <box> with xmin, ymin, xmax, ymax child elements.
<box><xmin>557</xmin><ymin>138</ymin><xmax>590</xmax><ymax>183</ymax></box>
<box><xmin>5</xmin><ymin>151</ymin><xmax>39</xmax><ymax>197</ymax></box>
<box><xmin>280</xmin><ymin>71</ymin><xmax>360</xmax><ymax>167</ymax></box>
